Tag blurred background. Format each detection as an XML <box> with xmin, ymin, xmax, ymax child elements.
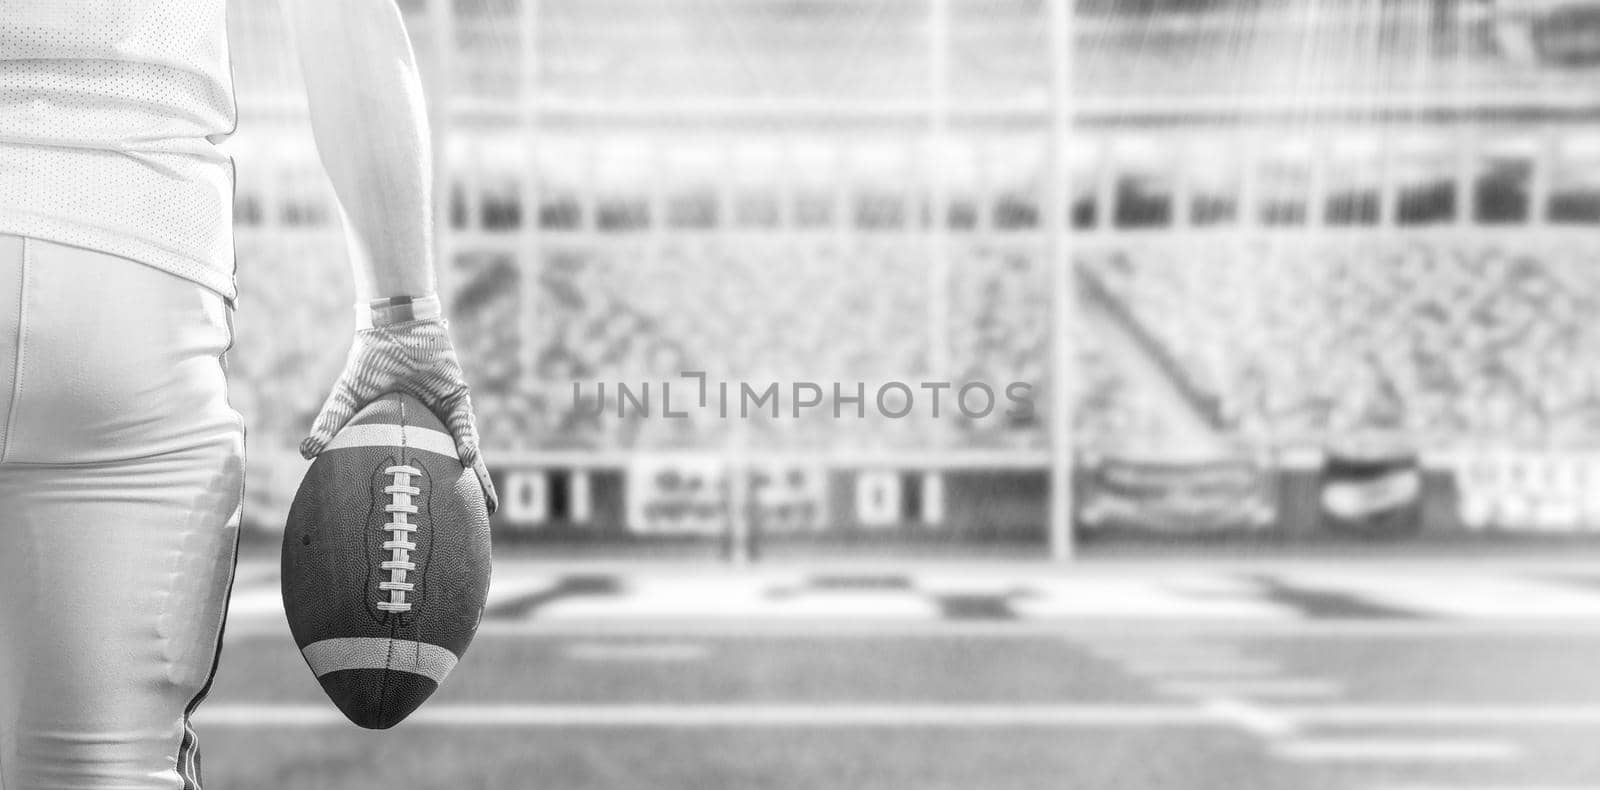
<box><xmin>202</xmin><ymin>1</ymin><xmax>1600</xmax><ymax>788</ymax></box>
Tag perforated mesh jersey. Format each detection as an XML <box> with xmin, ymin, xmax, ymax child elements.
<box><xmin>282</xmin><ymin>393</ymin><xmax>493</xmax><ymax>729</ymax></box>
<box><xmin>0</xmin><ymin>0</ymin><xmax>238</xmax><ymax>298</ymax></box>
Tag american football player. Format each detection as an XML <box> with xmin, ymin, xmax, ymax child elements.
<box><xmin>0</xmin><ymin>1</ymin><xmax>496</xmax><ymax>787</ymax></box>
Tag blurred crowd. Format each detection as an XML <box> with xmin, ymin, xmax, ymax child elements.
<box><xmin>232</xmin><ymin>232</ymin><xmax>1600</xmax><ymax>462</ymax></box>
<box><xmin>1085</xmin><ymin>234</ymin><xmax>1600</xmax><ymax>445</ymax></box>
<box><xmin>234</xmin><ymin>235</ymin><xmax>1050</xmax><ymax>457</ymax></box>
<box><xmin>461</xmin><ymin>238</ymin><xmax>1048</xmax><ymax>451</ymax></box>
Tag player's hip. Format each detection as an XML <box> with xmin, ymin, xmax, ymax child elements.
<box><xmin>0</xmin><ymin>140</ymin><xmax>239</xmax><ymax>300</ymax></box>
<box><xmin>0</xmin><ymin>233</ymin><xmax>241</xmax><ymax>466</ymax></box>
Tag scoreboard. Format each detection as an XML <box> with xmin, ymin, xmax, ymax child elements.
<box><xmin>488</xmin><ymin>456</ymin><xmax>1050</xmax><ymax>554</ymax></box>
<box><xmin>484</xmin><ymin>447</ymin><xmax>1600</xmax><ymax>554</ymax></box>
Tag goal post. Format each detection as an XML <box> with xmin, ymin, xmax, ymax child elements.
<box><xmin>1047</xmin><ymin>0</ymin><xmax>1077</xmax><ymax>561</ymax></box>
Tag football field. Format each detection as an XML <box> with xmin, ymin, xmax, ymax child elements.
<box><xmin>198</xmin><ymin>559</ymin><xmax>1600</xmax><ymax>789</ymax></box>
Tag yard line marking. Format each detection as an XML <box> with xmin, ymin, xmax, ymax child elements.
<box><xmin>1157</xmin><ymin>679</ymin><xmax>1344</xmax><ymax>699</ymax></box>
<box><xmin>1008</xmin><ymin>578</ymin><xmax>1298</xmax><ymax>621</ymax></box>
<box><xmin>459</xmin><ymin>619</ymin><xmax>1600</xmax><ymax>639</ymax></box>
<box><xmin>1271</xmin><ymin>737</ymin><xmax>1521</xmax><ymax>763</ymax></box>
<box><xmin>221</xmin><ymin>619</ymin><xmax>1600</xmax><ymax>643</ymax></box>
<box><xmin>533</xmin><ymin>579</ymin><xmax>941</xmax><ymax>621</ymax></box>
<box><xmin>1373</xmin><ymin>785</ymin><xmax>1600</xmax><ymax>789</ymax></box>
<box><xmin>1200</xmin><ymin>697</ymin><xmax>1297</xmax><ymax>738</ymax></box>
<box><xmin>191</xmin><ymin>704</ymin><xmax>1220</xmax><ymax>728</ymax></box>
<box><xmin>224</xmin><ymin>586</ymin><xmax>284</xmax><ymax>621</ymax></box>
<box><xmin>1120</xmin><ymin>660</ymin><xmax>1283</xmax><ymax>678</ymax></box>
<box><xmin>485</xmin><ymin>575</ymin><xmax>566</xmax><ymax>608</ymax></box>
<box><xmin>1283</xmin><ymin>575</ymin><xmax>1600</xmax><ymax>620</ymax></box>
<box><xmin>1275</xmin><ymin>705</ymin><xmax>1600</xmax><ymax>726</ymax></box>
<box><xmin>564</xmin><ymin>642</ymin><xmax>711</xmax><ymax>662</ymax></box>
<box><xmin>1079</xmin><ymin>641</ymin><xmax>1251</xmax><ymax>661</ymax></box>
<box><xmin>193</xmin><ymin>703</ymin><xmax>1600</xmax><ymax>730</ymax></box>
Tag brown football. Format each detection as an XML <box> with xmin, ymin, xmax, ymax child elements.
<box><xmin>282</xmin><ymin>392</ymin><xmax>491</xmax><ymax>729</ymax></box>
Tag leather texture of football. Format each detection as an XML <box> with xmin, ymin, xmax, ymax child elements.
<box><xmin>282</xmin><ymin>392</ymin><xmax>492</xmax><ymax>729</ymax></box>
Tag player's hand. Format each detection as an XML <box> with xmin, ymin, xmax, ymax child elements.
<box><xmin>301</xmin><ymin>319</ymin><xmax>499</xmax><ymax>514</ymax></box>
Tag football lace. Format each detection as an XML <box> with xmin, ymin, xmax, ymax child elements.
<box><xmin>377</xmin><ymin>464</ymin><xmax>422</xmax><ymax>613</ymax></box>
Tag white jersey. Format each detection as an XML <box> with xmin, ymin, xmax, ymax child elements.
<box><xmin>0</xmin><ymin>0</ymin><xmax>237</xmax><ymax>300</ymax></box>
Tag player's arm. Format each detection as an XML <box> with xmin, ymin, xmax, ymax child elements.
<box><xmin>282</xmin><ymin>0</ymin><xmax>498</xmax><ymax>512</ymax></box>
<box><xmin>281</xmin><ymin>0</ymin><xmax>432</xmax><ymax>297</ymax></box>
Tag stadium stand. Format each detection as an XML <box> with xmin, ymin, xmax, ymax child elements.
<box><xmin>1083</xmin><ymin>233</ymin><xmax>1600</xmax><ymax>444</ymax></box>
<box><xmin>220</xmin><ymin>0</ymin><xmax>1600</xmax><ymax>545</ymax></box>
<box><xmin>467</xmin><ymin>237</ymin><xmax>1058</xmax><ymax>451</ymax></box>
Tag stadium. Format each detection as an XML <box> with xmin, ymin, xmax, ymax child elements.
<box><xmin>207</xmin><ymin>0</ymin><xmax>1600</xmax><ymax>787</ymax></box>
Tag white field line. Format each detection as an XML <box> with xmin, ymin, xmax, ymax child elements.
<box><xmin>192</xmin><ymin>703</ymin><xmax>1600</xmax><ymax>729</ymax></box>
<box><xmin>1274</xmin><ymin>706</ymin><xmax>1600</xmax><ymax>726</ymax></box>
<box><xmin>564</xmin><ymin>642</ymin><xmax>711</xmax><ymax>662</ymax></box>
<box><xmin>225</xmin><ymin>587</ymin><xmax>285</xmax><ymax>621</ymax></box>
<box><xmin>221</xmin><ymin>619</ymin><xmax>1600</xmax><ymax>641</ymax></box>
<box><xmin>1157</xmin><ymin>679</ymin><xmax>1345</xmax><ymax>699</ymax></box>
<box><xmin>219</xmin><ymin>619</ymin><xmax>1600</xmax><ymax>643</ymax></box>
<box><xmin>1271</xmin><ymin>737</ymin><xmax>1521</xmax><ymax>763</ymax></box>
<box><xmin>368</xmin><ymin>560</ymin><xmax>1600</xmax><ymax>577</ymax></box>
<box><xmin>1079</xmin><ymin>642</ymin><xmax>1252</xmax><ymax>662</ymax></box>
<box><xmin>1373</xmin><ymin>785</ymin><xmax>1600</xmax><ymax>790</ymax></box>
<box><xmin>1282</xmin><ymin>576</ymin><xmax>1600</xmax><ymax>620</ymax></box>
<box><xmin>1119</xmin><ymin>660</ymin><xmax>1284</xmax><ymax>678</ymax></box>
<box><xmin>457</xmin><ymin>619</ymin><xmax>1600</xmax><ymax>638</ymax></box>
<box><xmin>484</xmin><ymin>576</ymin><xmax>566</xmax><ymax>608</ymax></box>
<box><xmin>1080</xmin><ymin>640</ymin><xmax>1241</xmax><ymax>652</ymax></box>
<box><xmin>192</xmin><ymin>704</ymin><xmax>1218</xmax><ymax>728</ymax></box>
<box><xmin>1199</xmin><ymin>697</ymin><xmax>1297</xmax><ymax>738</ymax></box>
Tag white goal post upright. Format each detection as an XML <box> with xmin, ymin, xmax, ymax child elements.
<box><xmin>1047</xmin><ymin>0</ymin><xmax>1077</xmax><ymax>561</ymax></box>
<box><xmin>928</xmin><ymin>0</ymin><xmax>952</xmax><ymax>382</ymax></box>
<box><xmin>520</xmin><ymin>0</ymin><xmax>543</xmax><ymax>395</ymax></box>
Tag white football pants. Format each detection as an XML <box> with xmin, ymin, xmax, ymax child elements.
<box><xmin>0</xmin><ymin>234</ymin><xmax>244</xmax><ymax>790</ymax></box>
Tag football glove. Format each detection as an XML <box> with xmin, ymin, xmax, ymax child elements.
<box><xmin>300</xmin><ymin>318</ymin><xmax>499</xmax><ymax>514</ymax></box>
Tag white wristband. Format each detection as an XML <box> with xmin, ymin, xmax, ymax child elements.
<box><xmin>357</xmin><ymin>294</ymin><xmax>442</xmax><ymax>329</ymax></box>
